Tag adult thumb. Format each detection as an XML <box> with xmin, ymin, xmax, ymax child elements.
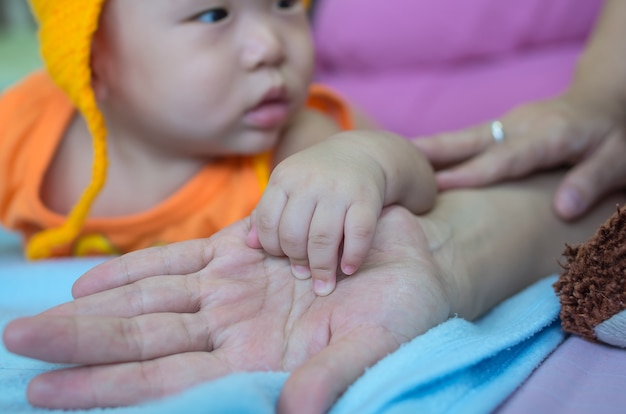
<box><xmin>554</xmin><ymin>137</ymin><xmax>626</xmax><ymax>220</ymax></box>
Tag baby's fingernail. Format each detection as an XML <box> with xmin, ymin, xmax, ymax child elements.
<box><xmin>291</xmin><ymin>265</ymin><xmax>311</xmax><ymax>280</ymax></box>
<box><xmin>314</xmin><ymin>279</ymin><xmax>333</xmax><ymax>296</ymax></box>
<box><xmin>342</xmin><ymin>265</ymin><xmax>356</xmax><ymax>275</ymax></box>
<box><xmin>557</xmin><ymin>189</ymin><xmax>584</xmax><ymax>218</ymax></box>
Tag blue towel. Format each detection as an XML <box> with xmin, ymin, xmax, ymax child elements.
<box><xmin>0</xmin><ymin>227</ymin><xmax>564</xmax><ymax>413</ymax></box>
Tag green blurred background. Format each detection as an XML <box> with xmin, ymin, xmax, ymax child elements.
<box><xmin>0</xmin><ymin>0</ymin><xmax>40</xmax><ymax>92</ymax></box>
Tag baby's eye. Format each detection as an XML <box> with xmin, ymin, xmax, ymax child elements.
<box><xmin>275</xmin><ymin>0</ymin><xmax>299</xmax><ymax>10</ymax></box>
<box><xmin>195</xmin><ymin>8</ymin><xmax>229</xmax><ymax>23</ymax></box>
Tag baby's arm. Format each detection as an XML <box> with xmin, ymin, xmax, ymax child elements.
<box><xmin>252</xmin><ymin>126</ymin><xmax>436</xmax><ymax>296</ymax></box>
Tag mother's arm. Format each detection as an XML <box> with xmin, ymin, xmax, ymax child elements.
<box><xmin>429</xmin><ymin>172</ymin><xmax>624</xmax><ymax>321</ymax></box>
<box><xmin>3</xmin><ymin>171</ymin><xmax>623</xmax><ymax>414</ymax></box>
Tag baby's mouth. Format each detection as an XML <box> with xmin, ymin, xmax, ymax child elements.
<box><xmin>244</xmin><ymin>87</ymin><xmax>290</xmax><ymax>129</ymax></box>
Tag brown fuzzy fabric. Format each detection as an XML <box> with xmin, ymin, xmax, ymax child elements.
<box><xmin>554</xmin><ymin>206</ymin><xmax>626</xmax><ymax>342</ymax></box>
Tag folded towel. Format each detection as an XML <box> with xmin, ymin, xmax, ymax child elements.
<box><xmin>0</xmin><ymin>227</ymin><xmax>563</xmax><ymax>413</ymax></box>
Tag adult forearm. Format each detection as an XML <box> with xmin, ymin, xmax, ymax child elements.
<box><xmin>427</xmin><ymin>171</ymin><xmax>625</xmax><ymax>320</ymax></box>
<box><xmin>569</xmin><ymin>0</ymin><xmax>626</xmax><ymax>110</ymax></box>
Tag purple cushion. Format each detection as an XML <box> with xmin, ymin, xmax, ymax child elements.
<box><xmin>497</xmin><ymin>335</ymin><xmax>626</xmax><ymax>414</ymax></box>
<box><xmin>313</xmin><ymin>0</ymin><xmax>604</xmax><ymax>136</ymax></box>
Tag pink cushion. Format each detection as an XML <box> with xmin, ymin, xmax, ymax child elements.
<box><xmin>313</xmin><ymin>0</ymin><xmax>604</xmax><ymax>136</ymax></box>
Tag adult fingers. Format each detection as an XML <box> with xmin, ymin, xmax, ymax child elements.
<box><xmin>49</xmin><ymin>274</ymin><xmax>202</xmax><ymax>317</ymax></box>
<box><xmin>72</xmin><ymin>237</ymin><xmax>219</xmax><ymax>298</ymax></box>
<box><xmin>554</xmin><ymin>133</ymin><xmax>626</xmax><ymax>220</ymax></box>
<box><xmin>4</xmin><ymin>312</ymin><xmax>211</xmax><ymax>364</ymax></box>
<box><xmin>411</xmin><ymin>123</ymin><xmax>492</xmax><ymax>168</ymax></box>
<box><xmin>26</xmin><ymin>352</ymin><xmax>229</xmax><ymax>409</ymax></box>
<box><xmin>435</xmin><ymin>123</ymin><xmax>591</xmax><ymax>190</ymax></box>
<box><xmin>278</xmin><ymin>328</ymin><xmax>400</xmax><ymax>414</ymax></box>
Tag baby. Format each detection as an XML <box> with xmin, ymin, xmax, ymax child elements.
<box><xmin>0</xmin><ymin>0</ymin><xmax>436</xmax><ymax>295</ymax></box>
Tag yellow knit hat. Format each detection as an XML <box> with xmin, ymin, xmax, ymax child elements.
<box><xmin>25</xmin><ymin>0</ymin><xmax>311</xmax><ymax>259</ymax></box>
<box><xmin>26</xmin><ymin>0</ymin><xmax>108</xmax><ymax>259</ymax></box>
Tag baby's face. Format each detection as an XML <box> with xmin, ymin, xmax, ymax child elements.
<box><xmin>92</xmin><ymin>0</ymin><xmax>313</xmax><ymax>156</ymax></box>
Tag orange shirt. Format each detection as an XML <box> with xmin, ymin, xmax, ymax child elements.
<box><xmin>0</xmin><ymin>71</ymin><xmax>353</xmax><ymax>257</ymax></box>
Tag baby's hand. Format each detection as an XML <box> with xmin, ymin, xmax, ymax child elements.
<box><xmin>249</xmin><ymin>139</ymin><xmax>386</xmax><ymax>296</ymax></box>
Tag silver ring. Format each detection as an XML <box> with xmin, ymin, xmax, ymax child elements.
<box><xmin>490</xmin><ymin>120</ymin><xmax>505</xmax><ymax>144</ymax></box>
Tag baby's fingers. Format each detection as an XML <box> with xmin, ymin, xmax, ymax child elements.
<box><xmin>254</xmin><ymin>188</ymin><xmax>288</xmax><ymax>256</ymax></box>
<box><xmin>307</xmin><ymin>203</ymin><xmax>345</xmax><ymax>296</ymax></box>
<box><xmin>340</xmin><ymin>204</ymin><xmax>378</xmax><ymax>277</ymax></box>
<box><xmin>271</xmin><ymin>196</ymin><xmax>317</xmax><ymax>279</ymax></box>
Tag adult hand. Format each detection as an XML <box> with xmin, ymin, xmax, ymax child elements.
<box><xmin>3</xmin><ymin>207</ymin><xmax>454</xmax><ymax>414</ymax></box>
<box><xmin>412</xmin><ymin>94</ymin><xmax>626</xmax><ymax>220</ymax></box>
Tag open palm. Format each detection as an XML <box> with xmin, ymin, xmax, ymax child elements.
<box><xmin>3</xmin><ymin>207</ymin><xmax>452</xmax><ymax>414</ymax></box>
